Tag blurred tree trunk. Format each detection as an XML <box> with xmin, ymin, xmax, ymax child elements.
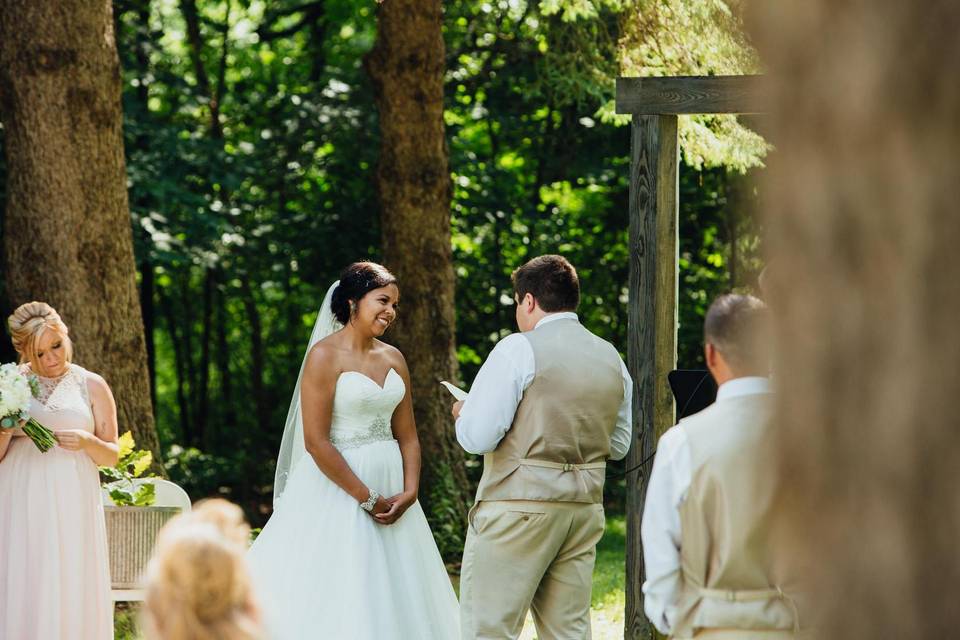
<box><xmin>240</xmin><ymin>278</ymin><xmax>269</xmax><ymax>431</ymax></box>
<box><xmin>214</xmin><ymin>272</ymin><xmax>236</xmax><ymax>442</ymax></box>
<box><xmin>195</xmin><ymin>270</ymin><xmax>214</xmax><ymax>444</ymax></box>
<box><xmin>753</xmin><ymin>1</ymin><xmax>960</xmax><ymax>636</ymax></box>
<box><xmin>158</xmin><ymin>286</ymin><xmax>192</xmax><ymax>444</ymax></box>
<box><xmin>140</xmin><ymin>244</ymin><xmax>157</xmax><ymax>411</ymax></box>
<box><xmin>365</xmin><ymin>0</ymin><xmax>472</xmax><ymax>555</ymax></box>
<box><xmin>0</xmin><ymin>0</ymin><xmax>161</xmax><ymax>461</ymax></box>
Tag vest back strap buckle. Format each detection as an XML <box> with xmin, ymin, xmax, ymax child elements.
<box><xmin>518</xmin><ymin>458</ymin><xmax>607</xmax><ymax>472</ymax></box>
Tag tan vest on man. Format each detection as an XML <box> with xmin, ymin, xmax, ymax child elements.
<box><xmin>671</xmin><ymin>393</ymin><xmax>800</xmax><ymax>639</ymax></box>
<box><xmin>474</xmin><ymin>318</ymin><xmax>624</xmax><ymax>504</ymax></box>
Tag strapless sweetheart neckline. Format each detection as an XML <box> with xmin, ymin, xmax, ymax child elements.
<box><xmin>337</xmin><ymin>367</ymin><xmax>399</xmax><ymax>391</ymax></box>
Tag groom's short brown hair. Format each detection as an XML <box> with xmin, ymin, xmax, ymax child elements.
<box><xmin>512</xmin><ymin>255</ymin><xmax>580</xmax><ymax>312</ymax></box>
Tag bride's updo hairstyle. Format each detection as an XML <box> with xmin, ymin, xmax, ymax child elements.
<box><xmin>143</xmin><ymin>499</ymin><xmax>261</xmax><ymax>640</ymax></box>
<box><xmin>7</xmin><ymin>301</ymin><xmax>74</xmax><ymax>366</ymax></box>
<box><xmin>330</xmin><ymin>261</ymin><xmax>398</xmax><ymax>325</ymax></box>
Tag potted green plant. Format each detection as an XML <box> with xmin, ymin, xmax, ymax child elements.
<box><xmin>100</xmin><ymin>432</ymin><xmax>182</xmax><ymax>592</ymax></box>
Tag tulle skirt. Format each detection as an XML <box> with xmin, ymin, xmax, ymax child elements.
<box><xmin>0</xmin><ymin>437</ymin><xmax>113</xmax><ymax>640</ymax></box>
<box><xmin>248</xmin><ymin>440</ymin><xmax>460</xmax><ymax>640</ymax></box>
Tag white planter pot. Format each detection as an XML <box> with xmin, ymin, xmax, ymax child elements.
<box><xmin>104</xmin><ymin>505</ymin><xmax>182</xmax><ymax>589</ymax></box>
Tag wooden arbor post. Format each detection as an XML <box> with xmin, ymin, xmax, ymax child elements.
<box><xmin>616</xmin><ymin>75</ymin><xmax>764</xmax><ymax>640</ymax></box>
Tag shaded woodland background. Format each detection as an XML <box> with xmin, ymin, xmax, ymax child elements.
<box><xmin>4</xmin><ymin>1</ymin><xmax>959</xmax><ymax>638</ymax></box>
<box><xmin>0</xmin><ymin>0</ymin><xmax>764</xmax><ymax>560</ymax></box>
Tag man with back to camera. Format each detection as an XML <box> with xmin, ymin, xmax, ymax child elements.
<box><xmin>642</xmin><ymin>294</ymin><xmax>801</xmax><ymax>639</ymax></box>
<box><xmin>452</xmin><ymin>254</ymin><xmax>633</xmax><ymax>640</ymax></box>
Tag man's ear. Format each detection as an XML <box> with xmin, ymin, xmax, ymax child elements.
<box><xmin>705</xmin><ymin>342</ymin><xmax>718</xmax><ymax>369</ymax></box>
<box><xmin>519</xmin><ymin>292</ymin><xmax>535</xmax><ymax>312</ymax></box>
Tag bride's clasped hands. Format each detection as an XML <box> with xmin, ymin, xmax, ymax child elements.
<box><xmin>374</xmin><ymin>489</ymin><xmax>417</xmax><ymax>524</ymax></box>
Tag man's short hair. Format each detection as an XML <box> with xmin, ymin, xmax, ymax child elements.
<box><xmin>511</xmin><ymin>255</ymin><xmax>580</xmax><ymax>312</ymax></box>
<box><xmin>704</xmin><ymin>294</ymin><xmax>771</xmax><ymax>373</ymax></box>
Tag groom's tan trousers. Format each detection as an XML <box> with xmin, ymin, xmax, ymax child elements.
<box><xmin>460</xmin><ymin>499</ymin><xmax>606</xmax><ymax>640</ymax></box>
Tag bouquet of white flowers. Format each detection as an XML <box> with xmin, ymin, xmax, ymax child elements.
<box><xmin>0</xmin><ymin>363</ymin><xmax>58</xmax><ymax>452</ymax></box>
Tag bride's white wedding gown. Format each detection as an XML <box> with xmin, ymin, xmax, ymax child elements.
<box><xmin>248</xmin><ymin>368</ymin><xmax>459</xmax><ymax>639</ymax></box>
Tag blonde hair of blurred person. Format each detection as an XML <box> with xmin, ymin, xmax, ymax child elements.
<box><xmin>144</xmin><ymin>499</ymin><xmax>262</xmax><ymax>640</ymax></box>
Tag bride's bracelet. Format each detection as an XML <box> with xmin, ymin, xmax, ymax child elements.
<box><xmin>359</xmin><ymin>489</ymin><xmax>380</xmax><ymax>512</ymax></box>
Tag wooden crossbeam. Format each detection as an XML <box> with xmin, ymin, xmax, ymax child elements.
<box><xmin>616</xmin><ymin>75</ymin><xmax>765</xmax><ymax>115</ymax></box>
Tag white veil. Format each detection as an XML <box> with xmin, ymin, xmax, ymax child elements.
<box><xmin>273</xmin><ymin>280</ymin><xmax>343</xmax><ymax>507</ymax></box>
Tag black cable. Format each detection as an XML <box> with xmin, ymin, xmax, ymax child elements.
<box><xmin>607</xmin><ymin>370</ymin><xmax>712</xmax><ymax>479</ymax></box>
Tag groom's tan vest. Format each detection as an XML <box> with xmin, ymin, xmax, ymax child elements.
<box><xmin>474</xmin><ymin>318</ymin><xmax>624</xmax><ymax>504</ymax></box>
<box><xmin>671</xmin><ymin>394</ymin><xmax>801</xmax><ymax>638</ymax></box>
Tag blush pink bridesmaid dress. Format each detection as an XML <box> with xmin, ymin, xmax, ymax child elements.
<box><xmin>0</xmin><ymin>363</ymin><xmax>112</xmax><ymax>639</ymax></box>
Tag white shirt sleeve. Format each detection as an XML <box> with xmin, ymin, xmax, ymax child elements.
<box><xmin>641</xmin><ymin>424</ymin><xmax>692</xmax><ymax>635</ymax></box>
<box><xmin>609</xmin><ymin>358</ymin><xmax>634</xmax><ymax>461</ymax></box>
<box><xmin>454</xmin><ymin>333</ymin><xmax>535</xmax><ymax>455</ymax></box>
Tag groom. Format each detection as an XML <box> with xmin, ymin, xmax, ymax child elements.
<box><xmin>452</xmin><ymin>255</ymin><xmax>632</xmax><ymax>639</ymax></box>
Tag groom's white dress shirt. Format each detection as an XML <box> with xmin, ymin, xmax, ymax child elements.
<box><xmin>640</xmin><ymin>376</ymin><xmax>773</xmax><ymax>635</ymax></box>
<box><xmin>455</xmin><ymin>312</ymin><xmax>633</xmax><ymax>460</ymax></box>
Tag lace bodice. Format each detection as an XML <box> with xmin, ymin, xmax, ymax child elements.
<box><xmin>19</xmin><ymin>363</ymin><xmax>94</xmax><ymax>432</ymax></box>
<box><xmin>329</xmin><ymin>368</ymin><xmax>404</xmax><ymax>449</ymax></box>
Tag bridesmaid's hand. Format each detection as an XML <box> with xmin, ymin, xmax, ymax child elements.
<box><xmin>56</xmin><ymin>429</ymin><xmax>91</xmax><ymax>451</ymax></box>
<box><xmin>374</xmin><ymin>491</ymin><xmax>416</xmax><ymax>525</ymax></box>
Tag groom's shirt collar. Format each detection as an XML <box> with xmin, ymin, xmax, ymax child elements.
<box><xmin>715</xmin><ymin>376</ymin><xmax>772</xmax><ymax>402</ymax></box>
<box><xmin>533</xmin><ymin>311</ymin><xmax>579</xmax><ymax>330</ymax></box>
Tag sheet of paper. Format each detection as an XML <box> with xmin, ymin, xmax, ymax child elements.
<box><xmin>440</xmin><ymin>380</ymin><xmax>468</xmax><ymax>402</ymax></box>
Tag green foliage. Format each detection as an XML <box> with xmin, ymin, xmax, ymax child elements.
<box><xmin>618</xmin><ymin>0</ymin><xmax>770</xmax><ymax>171</ymax></box>
<box><xmin>113</xmin><ymin>603</ymin><xmax>143</xmax><ymax>640</ymax></box>
<box><xmin>425</xmin><ymin>462</ymin><xmax>470</xmax><ymax>561</ymax></box>
<box><xmin>0</xmin><ymin>0</ymin><xmax>763</xmax><ymax>538</ymax></box>
<box><xmin>100</xmin><ymin>432</ymin><xmax>158</xmax><ymax>507</ymax></box>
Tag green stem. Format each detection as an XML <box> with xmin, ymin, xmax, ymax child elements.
<box><xmin>22</xmin><ymin>418</ymin><xmax>58</xmax><ymax>452</ymax></box>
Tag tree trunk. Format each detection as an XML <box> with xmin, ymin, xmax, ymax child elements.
<box><xmin>365</xmin><ymin>0</ymin><xmax>472</xmax><ymax>557</ymax></box>
<box><xmin>158</xmin><ymin>285</ymin><xmax>192</xmax><ymax>444</ymax></box>
<box><xmin>240</xmin><ymin>278</ymin><xmax>269</xmax><ymax>431</ymax></box>
<box><xmin>194</xmin><ymin>268</ymin><xmax>214</xmax><ymax>445</ymax></box>
<box><xmin>0</xmin><ymin>0</ymin><xmax>160</xmax><ymax>461</ymax></box>
<box><xmin>140</xmin><ymin>245</ymin><xmax>156</xmax><ymax>412</ymax></box>
<box><xmin>214</xmin><ymin>273</ymin><xmax>236</xmax><ymax>444</ymax></box>
<box><xmin>752</xmin><ymin>2</ymin><xmax>960</xmax><ymax>636</ymax></box>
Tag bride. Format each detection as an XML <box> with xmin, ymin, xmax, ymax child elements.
<box><xmin>248</xmin><ymin>261</ymin><xmax>459</xmax><ymax>639</ymax></box>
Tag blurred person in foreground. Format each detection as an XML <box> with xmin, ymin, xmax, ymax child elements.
<box><xmin>143</xmin><ymin>499</ymin><xmax>262</xmax><ymax>640</ymax></box>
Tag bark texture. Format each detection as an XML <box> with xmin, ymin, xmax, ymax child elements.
<box><xmin>365</xmin><ymin>0</ymin><xmax>471</xmax><ymax>554</ymax></box>
<box><xmin>0</xmin><ymin>0</ymin><xmax>160</xmax><ymax>460</ymax></box>
<box><xmin>751</xmin><ymin>2</ymin><xmax>960</xmax><ymax>636</ymax></box>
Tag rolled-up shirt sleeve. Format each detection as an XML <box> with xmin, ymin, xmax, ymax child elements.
<box><xmin>609</xmin><ymin>358</ymin><xmax>634</xmax><ymax>461</ymax></box>
<box><xmin>455</xmin><ymin>333</ymin><xmax>534</xmax><ymax>455</ymax></box>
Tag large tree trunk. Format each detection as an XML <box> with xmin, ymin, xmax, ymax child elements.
<box><xmin>751</xmin><ymin>2</ymin><xmax>960</xmax><ymax>636</ymax></box>
<box><xmin>0</xmin><ymin>0</ymin><xmax>160</xmax><ymax>461</ymax></box>
<box><xmin>365</xmin><ymin>0</ymin><xmax>472</xmax><ymax>557</ymax></box>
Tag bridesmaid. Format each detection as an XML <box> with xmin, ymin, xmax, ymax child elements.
<box><xmin>0</xmin><ymin>301</ymin><xmax>119</xmax><ymax>640</ymax></box>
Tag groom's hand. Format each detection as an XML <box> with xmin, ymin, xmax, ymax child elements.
<box><xmin>451</xmin><ymin>400</ymin><xmax>464</xmax><ymax>419</ymax></box>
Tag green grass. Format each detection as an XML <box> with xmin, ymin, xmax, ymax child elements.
<box><xmin>113</xmin><ymin>515</ymin><xmax>627</xmax><ymax>639</ymax></box>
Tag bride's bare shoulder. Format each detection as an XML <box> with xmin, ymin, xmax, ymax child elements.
<box><xmin>374</xmin><ymin>341</ymin><xmax>407</xmax><ymax>373</ymax></box>
<box><xmin>304</xmin><ymin>339</ymin><xmax>344</xmax><ymax>376</ymax></box>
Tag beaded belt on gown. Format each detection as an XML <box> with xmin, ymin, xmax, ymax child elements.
<box><xmin>329</xmin><ymin>415</ymin><xmax>395</xmax><ymax>449</ymax></box>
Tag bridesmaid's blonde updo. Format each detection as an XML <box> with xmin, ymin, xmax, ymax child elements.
<box><xmin>143</xmin><ymin>499</ymin><xmax>262</xmax><ymax>640</ymax></box>
<box><xmin>7</xmin><ymin>301</ymin><xmax>73</xmax><ymax>365</ymax></box>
